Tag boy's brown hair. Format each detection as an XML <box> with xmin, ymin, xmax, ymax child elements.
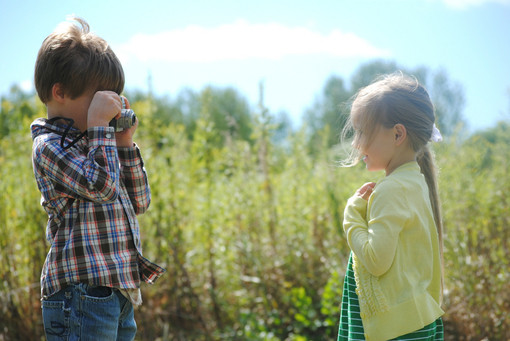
<box><xmin>35</xmin><ymin>16</ymin><xmax>124</xmax><ymax>103</ymax></box>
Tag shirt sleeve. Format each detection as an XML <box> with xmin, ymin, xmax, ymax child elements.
<box><xmin>343</xmin><ymin>180</ymin><xmax>410</xmax><ymax>277</ymax></box>
<box><xmin>34</xmin><ymin>126</ymin><xmax>120</xmax><ymax>203</ymax></box>
<box><xmin>117</xmin><ymin>143</ymin><xmax>151</xmax><ymax>215</ymax></box>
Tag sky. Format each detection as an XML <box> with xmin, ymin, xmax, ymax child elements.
<box><xmin>1</xmin><ymin>0</ymin><xmax>509</xmax><ymax>132</ymax></box>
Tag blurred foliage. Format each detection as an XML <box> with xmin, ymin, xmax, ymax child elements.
<box><xmin>303</xmin><ymin>60</ymin><xmax>466</xmax><ymax>150</ymax></box>
<box><xmin>0</xmin><ymin>63</ymin><xmax>508</xmax><ymax>340</ymax></box>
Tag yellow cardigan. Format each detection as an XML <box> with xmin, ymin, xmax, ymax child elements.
<box><xmin>343</xmin><ymin>162</ymin><xmax>444</xmax><ymax>341</ymax></box>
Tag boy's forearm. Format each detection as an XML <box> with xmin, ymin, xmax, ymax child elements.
<box><xmin>118</xmin><ymin>144</ymin><xmax>151</xmax><ymax>214</ymax></box>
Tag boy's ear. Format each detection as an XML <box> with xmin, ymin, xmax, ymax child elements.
<box><xmin>394</xmin><ymin>124</ymin><xmax>407</xmax><ymax>146</ymax></box>
<box><xmin>51</xmin><ymin>83</ymin><xmax>66</xmax><ymax>103</ymax></box>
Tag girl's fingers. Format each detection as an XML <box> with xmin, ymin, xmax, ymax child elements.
<box><xmin>357</xmin><ymin>182</ymin><xmax>376</xmax><ymax>200</ymax></box>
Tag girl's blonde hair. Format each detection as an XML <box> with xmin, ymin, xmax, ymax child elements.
<box><xmin>342</xmin><ymin>72</ymin><xmax>443</xmax><ymax>267</ymax></box>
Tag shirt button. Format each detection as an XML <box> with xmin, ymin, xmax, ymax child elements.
<box><xmin>105</xmin><ymin>132</ymin><xmax>112</xmax><ymax>139</ymax></box>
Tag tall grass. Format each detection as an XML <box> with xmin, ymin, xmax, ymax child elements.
<box><xmin>0</xmin><ymin>102</ymin><xmax>508</xmax><ymax>340</ymax></box>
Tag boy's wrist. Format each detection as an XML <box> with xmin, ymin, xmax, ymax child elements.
<box><xmin>116</xmin><ymin>141</ymin><xmax>135</xmax><ymax>148</ymax></box>
<box><xmin>116</xmin><ymin>135</ymin><xmax>135</xmax><ymax>148</ymax></box>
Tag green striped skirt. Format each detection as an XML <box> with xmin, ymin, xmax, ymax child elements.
<box><xmin>338</xmin><ymin>253</ymin><xmax>444</xmax><ymax>341</ymax></box>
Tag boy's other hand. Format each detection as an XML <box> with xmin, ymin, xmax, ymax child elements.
<box><xmin>115</xmin><ymin>96</ymin><xmax>137</xmax><ymax>147</ymax></box>
<box><xmin>115</xmin><ymin>118</ymin><xmax>138</xmax><ymax>147</ymax></box>
<box><xmin>87</xmin><ymin>91</ymin><xmax>122</xmax><ymax>128</ymax></box>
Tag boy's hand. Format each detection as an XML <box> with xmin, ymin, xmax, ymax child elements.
<box><xmin>115</xmin><ymin>96</ymin><xmax>137</xmax><ymax>147</ymax></box>
<box><xmin>87</xmin><ymin>91</ymin><xmax>123</xmax><ymax>128</ymax></box>
<box><xmin>355</xmin><ymin>182</ymin><xmax>376</xmax><ymax>201</ymax></box>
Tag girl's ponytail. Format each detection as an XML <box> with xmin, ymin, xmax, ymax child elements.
<box><xmin>416</xmin><ymin>146</ymin><xmax>442</xmax><ymax>245</ymax></box>
<box><xmin>417</xmin><ymin>145</ymin><xmax>444</xmax><ymax>300</ymax></box>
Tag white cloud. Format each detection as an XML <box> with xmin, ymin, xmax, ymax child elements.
<box><xmin>116</xmin><ymin>20</ymin><xmax>390</xmax><ymax>64</ymax></box>
<box><xmin>20</xmin><ymin>80</ymin><xmax>33</xmax><ymax>92</ymax></box>
<box><xmin>440</xmin><ymin>0</ymin><xmax>510</xmax><ymax>9</ymax></box>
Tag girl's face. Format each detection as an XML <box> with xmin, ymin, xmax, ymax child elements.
<box><xmin>358</xmin><ymin>125</ymin><xmax>398</xmax><ymax>174</ymax></box>
<box><xmin>351</xmin><ymin>111</ymin><xmax>400</xmax><ymax>175</ymax></box>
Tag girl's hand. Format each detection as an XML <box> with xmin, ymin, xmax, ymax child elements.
<box><xmin>355</xmin><ymin>182</ymin><xmax>376</xmax><ymax>201</ymax></box>
<box><xmin>115</xmin><ymin>96</ymin><xmax>137</xmax><ymax>147</ymax></box>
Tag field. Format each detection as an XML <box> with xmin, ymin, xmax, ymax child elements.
<box><xmin>0</xmin><ymin>93</ymin><xmax>509</xmax><ymax>340</ymax></box>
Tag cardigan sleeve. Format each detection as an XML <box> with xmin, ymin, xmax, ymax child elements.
<box><xmin>343</xmin><ymin>180</ymin><xmax>410</xmax><ymax>277</ymax></box>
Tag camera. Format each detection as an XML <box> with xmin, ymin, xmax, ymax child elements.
<box><xmin>109</xmin><ymin>109</ymin><xmax>137</xmax><ymax>132</ymax></box>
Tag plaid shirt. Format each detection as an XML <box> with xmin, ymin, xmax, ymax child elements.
<box><xmin>31</xmin><ymin>118</ymin><xmax>165</xmax><ymax>299</ymax></box>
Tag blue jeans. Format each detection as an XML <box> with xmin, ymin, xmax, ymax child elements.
<box><xmin>42</xmin><ymin>283</ymin><xmax>137</xmax><ymax>341</ymax></box>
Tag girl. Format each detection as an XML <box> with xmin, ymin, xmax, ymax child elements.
<box><xmin>338</xmin><ymin>73</ymin><xmax>444</xmax><ymax>341</ymax></box>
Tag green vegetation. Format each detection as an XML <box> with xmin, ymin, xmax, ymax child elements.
<box><xmin>1</xmin><ymin>62</ymin><xmax>508</xmax><ymax>340</ymax></box>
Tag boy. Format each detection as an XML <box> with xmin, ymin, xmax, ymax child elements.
<box><xmin>31</xmin><ymin>17</ymin><xmax>165</xmax><ymax>340</ymax></box>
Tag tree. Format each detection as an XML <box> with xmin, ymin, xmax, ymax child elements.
<box><xmin>303</xmin><ymin>60</ymin><xmax>466</xmax><ymax>151</ymax></box>
<box><xmin>304</xmin><ymin>76</ymin><xmax>351</xmax><ymax>150</ymax></box>
<box><xmin>422</xmin><ymin>68</ymin><xmax>465</xmax><ymax>137</ymax></box>
<box><xmin>198</xmin><ymin>86</ymin><xmax>254</xmax><ymax>144</ymax></box>
<box><xmin>349</xmin><ymin>59</ymin><xmax>399</xmax><ymax>91</ymax></box>
<box><xmin>0</xmin><ymin>85</ymin><xmax>41</xmax><ymax>138</ymax></box>
<box><xmin>125</xmin><ymin>85</ymin><xmax>255</xmax><ymax>145</ymax></box>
